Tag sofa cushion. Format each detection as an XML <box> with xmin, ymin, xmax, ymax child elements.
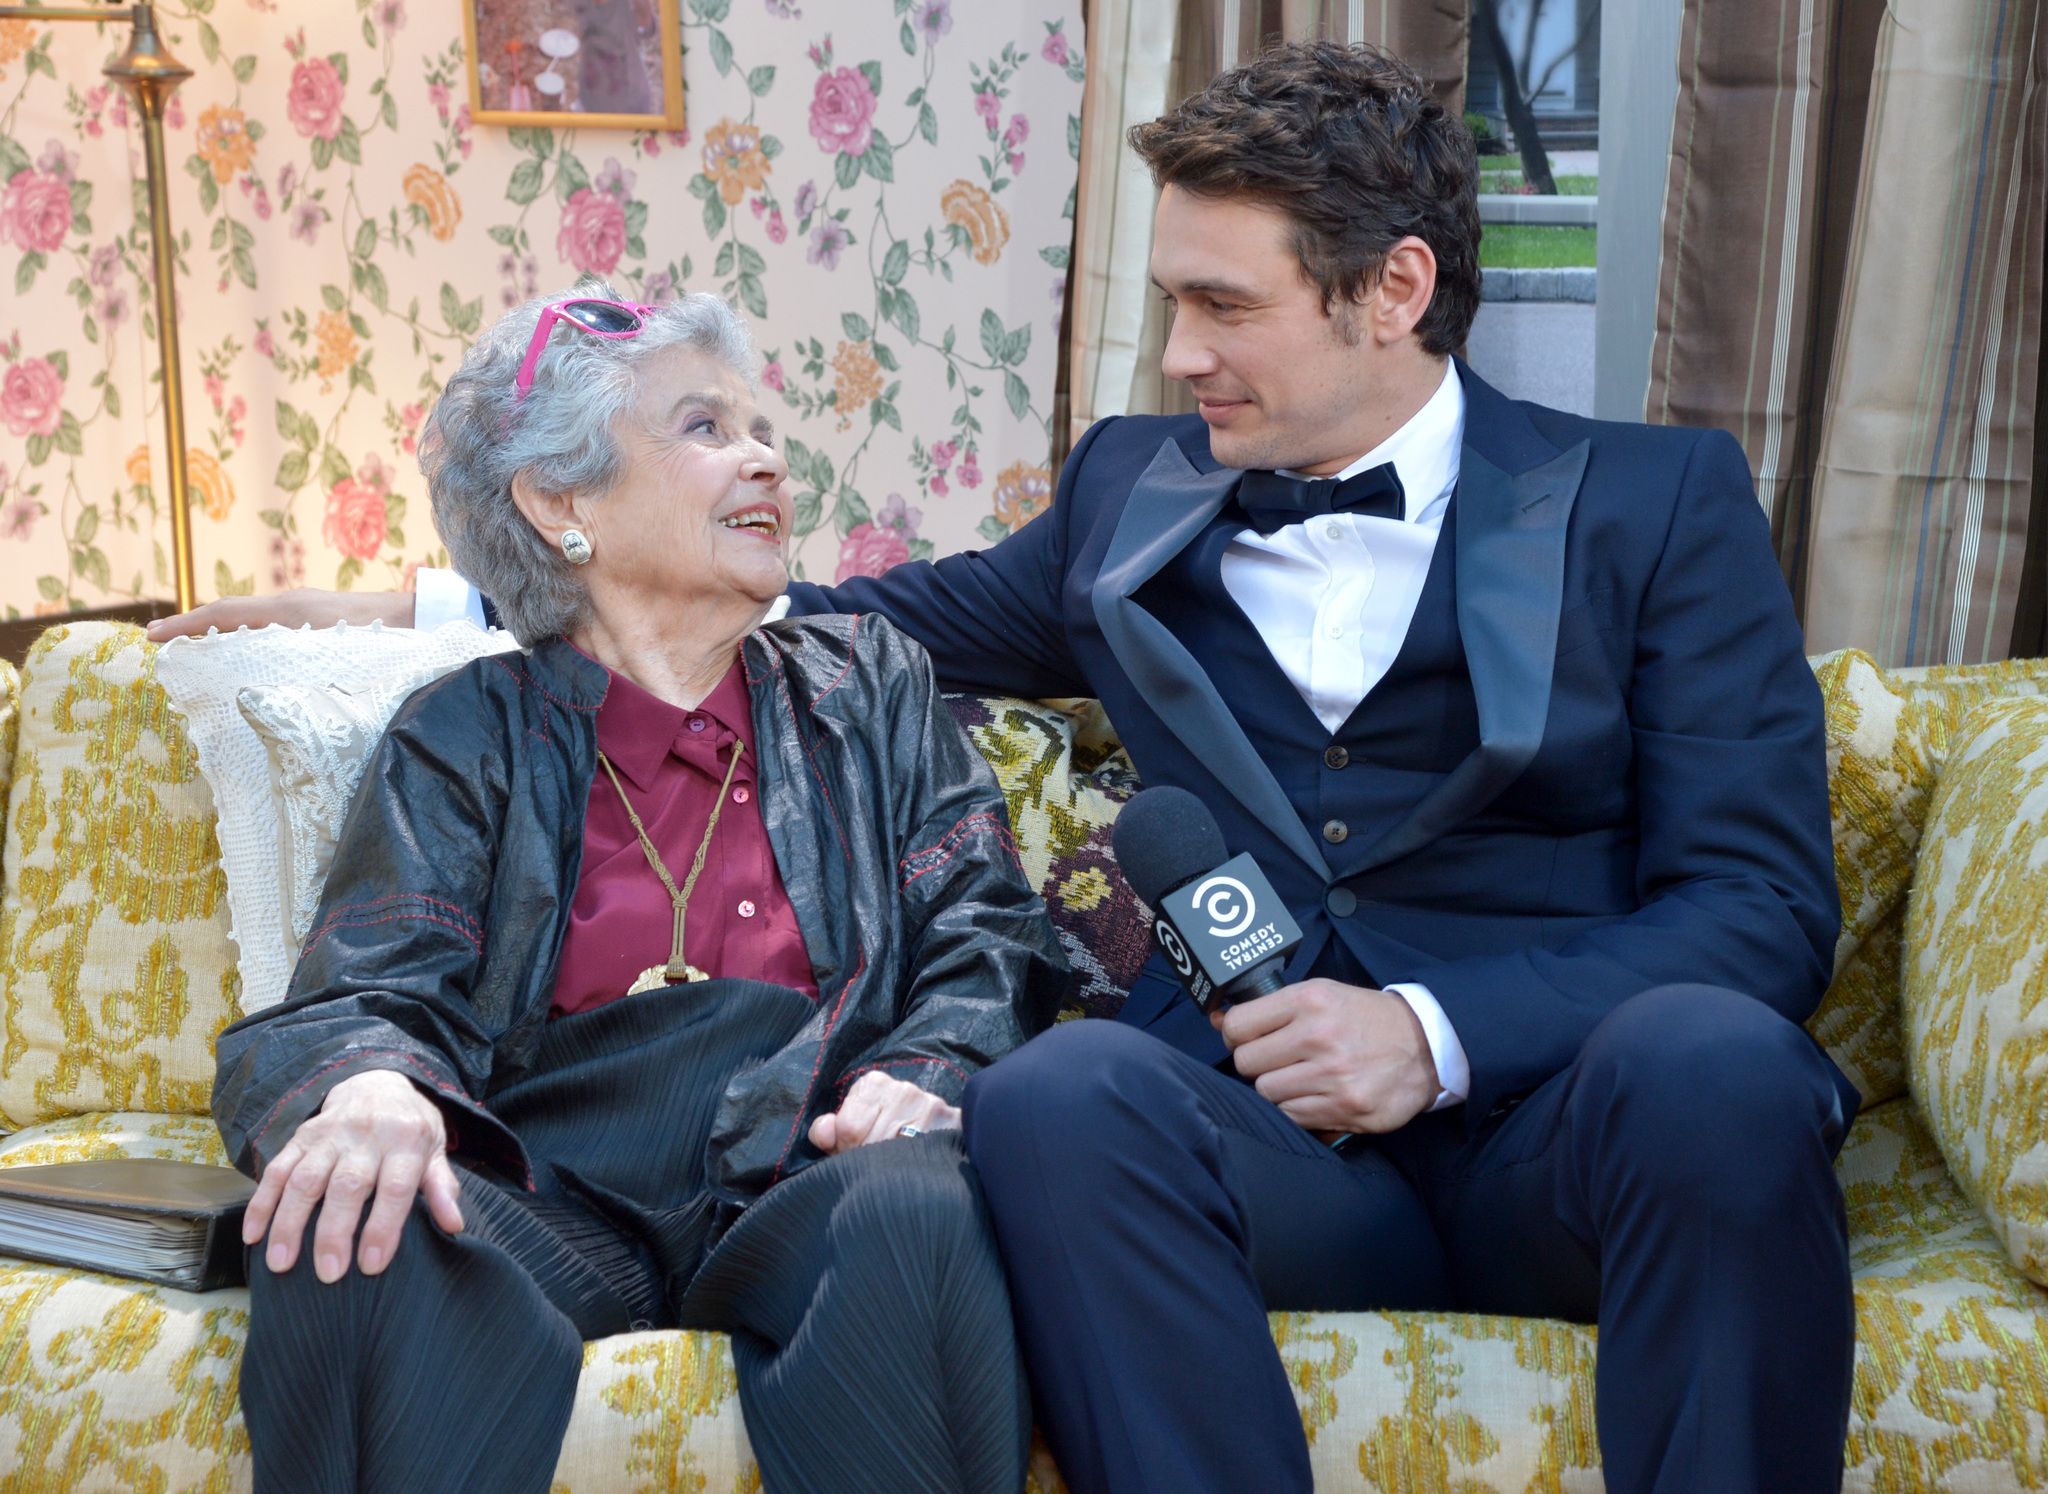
<box><xmin>1835</xmin><ymin>1099</ymin><xmax>2048</xmax><ymax>1490</ymax></box>
<box><xmin>0</xmin><ymin>1100</ymin><xmax>2031</xmax><ymax>1492</ymax></box>
<box><xmin>1903</xmin><ymin>695</ymin><xmax>2048</xmax><ymax>1289</ymax></box>
<box><xmin>1269</xmin><ymin>1098</ymin><xmax>2048</xmax><ymax>1491</ymax></box>
<box><xmin>0</xmin><ymin>625</ymin><xmax>240</xmax><ymax>1129</ymax></box>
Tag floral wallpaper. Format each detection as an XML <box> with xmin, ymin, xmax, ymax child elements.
<box><xmin>0</xmin><ymin>0</ymin><xmax>1084</xmax><ymax>617</ymax></box>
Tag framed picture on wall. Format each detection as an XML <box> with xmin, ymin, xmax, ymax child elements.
<box><xmin>463</xmin><ymin>0</ymin><xmax>686</xmax><ymax>130</ymax></box>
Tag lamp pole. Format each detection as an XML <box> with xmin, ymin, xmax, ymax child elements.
<box><xmin>0</xmin><ymin>3</ymin><xmax>195</xmax><ymax>610</ymax></box>
<box><xmin>105</xmin><ymin>6</ymin><xmax>195</xmax><ymax>610</ymax></box>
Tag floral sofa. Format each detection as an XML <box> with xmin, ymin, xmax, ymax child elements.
<box><xmin>0</xmin><ymin>621</ymin><xmax>2044</xmax><ymax>1493</ymax></box>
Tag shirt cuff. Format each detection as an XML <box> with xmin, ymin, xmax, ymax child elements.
<box><xmin>764</xmin><ymin>594</ymin><xmax>791</xmax><ymax>622</ymax></box>
<box><xmin>413</xmin><ymin>568</ymin><xmax>487</xmax><ymax>632</ymax></box>
<box><xmin>1387</xmin><ymin>982</ymin><xmax>1468</xmax><ymax>1111</ymax></box>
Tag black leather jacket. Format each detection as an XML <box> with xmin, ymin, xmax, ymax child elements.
<box><xmin>213</xmin><ymin>614</ymin><xmax>1066</xmax><ymax>1201</ymax></box>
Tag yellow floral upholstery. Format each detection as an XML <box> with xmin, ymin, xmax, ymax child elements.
<box><xmin>0</xmin><ymin>660</ymin><xmax>20</xmax><ymax>849</ymax></box>
<box><xmin>943</xmin><ymin>695</ymin><xmax>1153</xmax><ymax>1020</ymax></box>
<box><xmin>1800</xmin><ymin>652</ymin><xmax>2048</xmax><ymax>1111</ymax></box>
<box><xmin>0</xmin><ymin>1110</ymin><xmax>229</xmax><ymax>1168</ymax></box>
<box><xmin>1902</xmin><ymin>697</ymin><xmax>2048</xmax><ymax>1289</ymax></box>
<box><xmin>0</xmin><ymin>1102</ymin><xmax>2030</xmax><ymax>1493</ymax></box>
<box><xmin>1810</xmin><ymin>650</ymin><xmax>1925</xmax><ymax>1106</ymax></box>
<box><xmin>0</xmin><ymin>625</ymin><xmax>242</xmax><ymax>1128</ymax></box>
<box><xmin>1889</xmin><ymin>655</ymin><xmax>2048</xmax><ymax>720</ymax></box>
<box><xmin>0</xmin><ymin>628</ymin><xmax>2042</xmax><ymax>1490</ymax></box>
<box><xmin>1839</xmin><ymin>1102</ymin><xmax>2048</xmax><ymax>1490</ymax></box>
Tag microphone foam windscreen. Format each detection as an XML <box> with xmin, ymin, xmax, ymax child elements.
<box><xmin>1112</xmin><ymin>786</ymin><xmax>1228</xmax><ymax>909</ymax></box>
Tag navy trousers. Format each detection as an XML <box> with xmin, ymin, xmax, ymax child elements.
<box><xmin>963</xmin><ymin>984</ymin><xmax>1856</xmax><ymax>1494</ymax></box>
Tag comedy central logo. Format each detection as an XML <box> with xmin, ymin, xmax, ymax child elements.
<box><xmin>1156</xmin><ymin>919</ymin><xmax>1194</xmax><ymax>976</ymax></box>
<box><xmin>1190</xmin><ymin>875</ymin><xmax>1256</xmax><ymax>938</ymax></box>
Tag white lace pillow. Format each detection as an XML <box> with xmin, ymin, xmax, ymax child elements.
<box><xmin>238</xmin><ymin>672</ymin><xmax>440</xmax><ymax>955</ymax></box>
<box><xmin>155</xmin><ymin>621</ymin><xmax>521</xmax><ymax>1012</ymax></box>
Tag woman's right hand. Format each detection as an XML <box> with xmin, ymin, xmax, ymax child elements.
<box><xmin>243</xmin><ymin>1069</ymin><xmax>465</xmax><ymax>1283</ymax></box>
<box><xmin>144</xmin><ymin>587</ymin><xmax>415</xmax><ymax>643</ymax></box>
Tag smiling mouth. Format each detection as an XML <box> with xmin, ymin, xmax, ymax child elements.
<box><xmin>718</xmin><ymin>508</ymin><xmax>781</xmax><ymax>540</ymax></box>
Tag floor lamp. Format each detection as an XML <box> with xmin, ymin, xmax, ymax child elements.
<box><xmin>0</xmin><ymin>3</ymin><xmax>195</xmax><ymax>610</ymax></box>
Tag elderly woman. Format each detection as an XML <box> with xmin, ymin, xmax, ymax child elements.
<box><xmin>212</xmin><ymin>287</ymin><xmax>1066</xmax><ymax>1494</ymax></box>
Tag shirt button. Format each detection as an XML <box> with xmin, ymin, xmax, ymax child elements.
<box><xmin>733</xmin><ymin>786</ymin><xmax>750</xmax><ymax>804</ymax></box>
<box><xmin>737</xmin><ymin>900</ymin><xmax>757</xmax><ymax>918</ymax></box>
<box><xmin>1325</xmin><ymin>522</ymin><xmax>1343</xmax><ymax>540</ymax></box>
<box><xmin>687</xmin><ymin>717</ymin><xmax>706</xmax><ymax>732</ymax></box>
<box><xmin>1324</xmin><ymin>745</ymin><xmax>1349</xmax><ymax>770</ymax></box>
<box><xmin>1322</xmin><ymin>819</ymin><xmax>1349</xmax><ymax>844</ymax></box>
<box><xmin>1325</xmin><ymin>622</ymin><xmax>1343</xmax><ymax>639</ymax></box>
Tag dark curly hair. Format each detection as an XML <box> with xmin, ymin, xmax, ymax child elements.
<box><xmin>1129</xmin><ymin>41</ymin><xmax>1481</xmax><ymax>356</ymax></box>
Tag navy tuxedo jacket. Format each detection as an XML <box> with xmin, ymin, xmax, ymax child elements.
<box><xmin>786</xmin><ymin>365</ymin><xmax>1840</xmax><ymax>1121</ymax></box>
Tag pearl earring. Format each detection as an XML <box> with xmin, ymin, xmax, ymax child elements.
<box><xmin>560</xmin><ymin>529</ymin><xmax>593</xmax><ymax>565</ymax></box>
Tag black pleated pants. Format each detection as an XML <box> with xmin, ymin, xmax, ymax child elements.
<box><xmin>239</xmin><ymin>981</ymin><xmax>1028</xmax><ymax>1494</ymax></box>
<box><xmin>963</xmin><ymin>984</ymin><xmax>1857</xmax><ymax>1494</ymax></box>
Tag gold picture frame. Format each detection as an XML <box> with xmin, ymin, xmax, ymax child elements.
<box><xmin>463</xmin><ymin>0</ymin><xmax>686</xmax><ymax>131</ymax></box>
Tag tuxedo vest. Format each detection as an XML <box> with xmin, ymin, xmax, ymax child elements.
<box><xmin>1134</xmin><ymin>495</ymin><xmax>1479</xmax><ymax>873</ymax></box>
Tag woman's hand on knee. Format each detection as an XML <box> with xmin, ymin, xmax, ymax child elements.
<box><xmin>243</xmin><ymin>1069</ymin><xmax>465</xmax><ymax>1284</ymax></box>
<box><xmin>808</xmin><ymin>1072</ymin><xmax>961</xmax><ymax>1154</ymax></box>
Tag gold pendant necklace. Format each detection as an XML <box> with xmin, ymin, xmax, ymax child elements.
<box><xmin>597</xmin><ymin>739</ymin><xmax>746</xmax><ymax>996</ymax></box>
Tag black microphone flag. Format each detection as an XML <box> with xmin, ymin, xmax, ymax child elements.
<box><xmin>1152</xmin><ymin>852</ymin><xmax>1302</xmax><ymax>1013</ymax></box>
<box><xmin>1112</xmin><ymin>787</ymin><xmax>1304</xmax><ymax>1014</ymax></box>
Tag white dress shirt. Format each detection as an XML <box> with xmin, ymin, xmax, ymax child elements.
<box><xmin>1222</xmin><ymin>362</ymin><xmax>1464</xmax><ymax>732</ymax></box>
<box><xmin>412</xmin><ymin>364</ymin><xmax>1473</xmax><ymax>1109</ymax></box>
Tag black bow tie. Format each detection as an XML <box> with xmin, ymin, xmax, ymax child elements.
<box><xmin>1234</xmin><ymin>463</ymin><xmax>1406</xmax><ymax>537</ymax></box>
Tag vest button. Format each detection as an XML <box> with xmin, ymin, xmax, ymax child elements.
<box><xmin>1322</xmin><ymin>819</ymin><xmax>1349</xmax><ymax>844</ymax></box>
<box><xmin>1323</xmin><ymin>745</ymin><xmax>1349</xmax><ymax>770</ymax></box>
<box><xmin>1325</xmin><ymin>886</ymin><xmax>1358</xmax><ymax>918</ymax></box>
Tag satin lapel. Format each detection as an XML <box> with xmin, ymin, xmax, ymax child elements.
<box><xmin>1347</xmin><ymin>438</ymin><xmax>1591</xmax><ymax>875</ymax></box>
<box><xmin>1091</xmin><ymin>440</ymin><xmax>1334</xmax><ymax>883</ymax></box>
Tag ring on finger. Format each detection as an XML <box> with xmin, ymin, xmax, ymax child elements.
<box><xmin>895</xmin><ymin>1124</ymin><xmax>924</xmax><ymax>1139</ymax></box>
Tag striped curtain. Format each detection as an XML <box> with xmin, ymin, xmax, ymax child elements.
<box><xmin>1647</xmin><ymin>0</ymin><xmax>2048</xmax><ymax>664</ymax></box>
<box><xmin>1066</xmin><ymin>0</ymin><xmax>1468</xmax><ymax>445</ymax></box>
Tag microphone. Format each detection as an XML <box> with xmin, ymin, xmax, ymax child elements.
<box><xmin>1112</xmin><ymin>787</ymin><xmax>1303</xmax><ymax>1014</ymax></box>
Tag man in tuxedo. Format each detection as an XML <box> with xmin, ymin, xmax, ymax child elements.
<box><xmin>791</xmin><ymin>44</ymin><xmax>1853</xmax><ymax>1494</ymax></box>
<box><xmin>152</xmin><ymin>41</ymin><xmax>1853</xmax><ymax>1494</ymax></box>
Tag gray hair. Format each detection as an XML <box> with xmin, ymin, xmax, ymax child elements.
<box><xmin>419</xmin><ymin>282</ymin><xmax>760</xmax><ymax>643</ymax></box>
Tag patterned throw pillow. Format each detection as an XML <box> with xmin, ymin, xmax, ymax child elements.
<box><xmin>1807</xmin><ymin>650</ymin><xmax>1929</xmax><ymax>1106</ymax></box>
<box><xmin>1889</xmin><ymin>654</ymin><xmax>2048</xmax><ymax>719</ymax></box>
<box><xmin>944</xmin><ymin>696</ymin><xmax>1150</xmax><ymax>1019</ymax></box>
<box><xmin>0</xmin><ymin>624</ymin><xmax>241</xmax><ymax>1127</ymax></box>
<box><xmin>1903</xmin><ymin>695</ymin><xmax>2048</xmax><ymax>1288</ymax></box>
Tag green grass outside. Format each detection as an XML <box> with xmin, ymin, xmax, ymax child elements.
<box><xmin>1478</xmin><ymin>224</ymin><xmax>1597</xmax><ymax>269</ymax></box>
<box><xmin>1478</xmin><ymin>172</ymin><xmax>1598</xmax><ymax>197</ymax></box>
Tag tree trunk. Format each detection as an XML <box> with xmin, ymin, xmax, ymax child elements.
<box><xmin>1476</xmin><ymin>0</ymin><xmax>1558</xmax><ymax>195</ymax></box>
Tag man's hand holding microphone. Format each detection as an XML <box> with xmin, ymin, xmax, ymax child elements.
<box><xmin>1112</xmin><ymin>787</ymin><xmax>1438</xmax><ymax>1138</ymax></box>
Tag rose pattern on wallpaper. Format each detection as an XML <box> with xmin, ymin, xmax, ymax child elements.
<box><xmin>0</xmin><ymin>0</ymin><xmax>1083</xmax><ymax>616</ymax></box>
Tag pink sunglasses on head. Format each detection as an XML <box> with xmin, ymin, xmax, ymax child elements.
<box><xmin>513</xmin><ymin>298</ymin><xmax>658</xmax><ymax>402</ymax></box>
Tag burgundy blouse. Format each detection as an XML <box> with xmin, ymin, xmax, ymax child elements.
<box><xmin>549</xmin><ymin>654</ymin><xmax>819</xmax><ymax>1017</ymax></box>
